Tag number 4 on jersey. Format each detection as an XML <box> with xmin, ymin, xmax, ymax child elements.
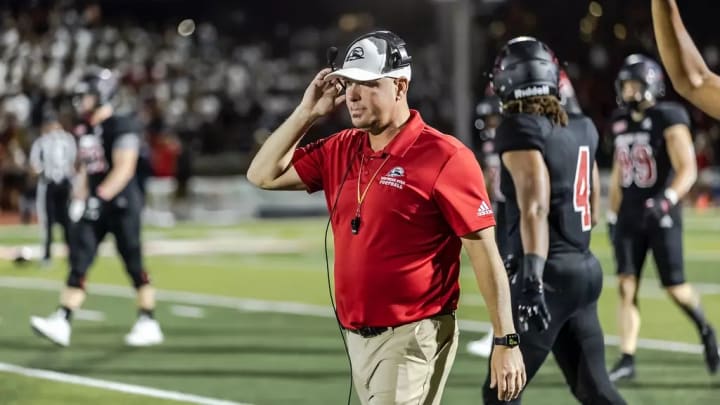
<box><xmin>573</xmin><ymin>146</ymin><xmax>592</xmax><ymax>232</ymax></box>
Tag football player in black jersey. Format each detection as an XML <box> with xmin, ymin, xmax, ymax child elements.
<box><xmin>607</xmin><ymin>54</ymin><xmax>718</xmax><ymax>381</ymax></box>
<box><xmin>30</xmin><ymin>67</ymin><xmax>164</xmax><ymax>347</ymax></box>
<box><xmin>468</xmin><ymin>92</ymin><xmax>507</xmax><ymax>358</ymax></box>
<box><xmin>652</xmin><ymin>0</ymin><xmax>720</xmax><ymax>119</ymax></box>
<box><xmin>483</xmin><ymin>37</ymin><xmax>625</xmax><ymax>405</ymax></box>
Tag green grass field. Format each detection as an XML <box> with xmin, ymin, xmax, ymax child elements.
<box><xmin>0</xmin><ymin>212</ymin><xmax>719</xmax><ymax>404</ymax></box>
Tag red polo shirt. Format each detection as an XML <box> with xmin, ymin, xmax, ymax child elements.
<box><xmin>292</xmin><ymin>110</ymin><xmax>495</xmax><ymax>329</ymax></box>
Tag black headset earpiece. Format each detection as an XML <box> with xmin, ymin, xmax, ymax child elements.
<box><xmin>348</xmin><ymin>30</ymin><xmax>412</xmax><ymax>72</ymax></box>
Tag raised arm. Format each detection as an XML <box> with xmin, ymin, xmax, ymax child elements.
<box><xmin>665</xmin><ymin>123</ymin><xmax>697</xmax><ymax>201</ymax></box>
<box><xmin>246</xmin><ymin>68</ymin><xmax>345</xmax><ymax>190</ymax></box>
<box><xmin>652</xmin><ymin>0</ymin><xmax>720</xmax><ymax>118</ymax></box>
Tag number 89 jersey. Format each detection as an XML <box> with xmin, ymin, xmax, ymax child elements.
<box><xmin>496</xmin><ymin>113</ymin><xmax>598</xmax><ymax>256</ymax></box>
<box><xmin>610</xmin><ymin>102</ymin><xmax>690</xmax><ymax>215</ymax></box>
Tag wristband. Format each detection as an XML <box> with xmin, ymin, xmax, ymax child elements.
<box><xmin>522</xmin><ymin>253</ymin><xmax>546</xmax><ymax>283</ymax></box>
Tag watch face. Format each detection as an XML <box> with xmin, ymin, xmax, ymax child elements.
<box><xmin>508</xmin><ymin>334</ymin><xmax>520</xmax><ymax>346</ymax></box>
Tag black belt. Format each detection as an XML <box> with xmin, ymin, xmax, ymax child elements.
<box><xmin>346</xmin><ymin>326</ymin><xmax>389</xmax><ymax>338</ymax></box>
<box><xmin>346</xmin><ymin>310</ymin><xmax>455</xmax><ymax>338</ymax></box>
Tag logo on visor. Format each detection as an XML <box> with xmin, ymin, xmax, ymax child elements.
<box><xmin>346</xmin><ymin>46</ymin><xmax>365</xmax><ymax>62</ymax></box>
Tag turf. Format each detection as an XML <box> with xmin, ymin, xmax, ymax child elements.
<box><xmin>0</xmin><ymin>211</ymin><xmax>718</xmax><ymax>404</ymax></box>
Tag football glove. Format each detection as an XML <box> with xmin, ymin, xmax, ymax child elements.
<box><xmin>644</xmin><ymin>189</ymin><xmax>677</xmax><ymax>226</ymax></box>
<box><xmin>517</xmin><ymin>253</ymin><xmax>551</xmax><ymax>333</ymax></box>
<box><xmin>83</xmin><ymin>196</ymin><xmax>106</xmax><ymax>221</ymax></box>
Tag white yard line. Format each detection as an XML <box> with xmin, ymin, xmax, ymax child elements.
<box><xmin>170</xmin><ymin>305</ymin><xmax>206</xmax><ymax>319</ymax></box>
<box><xmin>0</xmin><ymin>362</ymin><xmax>249</xmax><ymax>405</ymax></box>
<box><xmin>74</xmin><ymin>309</ymin><xmax>106</xmax><ymax>322</ymax></box>
<box><xmin>0</xmin><ymin>237</ymin><xmax>309</xmax><ymax>261</ymax></box>
<box><xmin>0</xmin><ymin>277</ymin><xmax>706</xmax><ymax>355</ymax></box>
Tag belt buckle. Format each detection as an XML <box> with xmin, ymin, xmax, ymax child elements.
<box><xmin>357</xmin><ymin>327</ymin><xmax>374</xmax><ymax>338</ymax></box>
<box><xmin>357</xmin><ymin>326</ymin><xmax>386</xmax><ymax>338</ymax></box>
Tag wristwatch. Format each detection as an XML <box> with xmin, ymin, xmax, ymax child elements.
<box><xmin>494</xmin><ymin>333</ymin><xmax>520</xmax><ymax>348</ymax></box>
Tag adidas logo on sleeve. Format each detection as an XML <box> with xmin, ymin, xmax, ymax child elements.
<box><xmin>477</xmin><ymin>201</ymin><xmax>494</xmax><ymax>217</ymax></box>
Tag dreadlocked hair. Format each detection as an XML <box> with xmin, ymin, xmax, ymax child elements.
<box><xmin>503</xmin><ymin>95</ymin><xmax>569</xmax><ymax>127</ymax></box>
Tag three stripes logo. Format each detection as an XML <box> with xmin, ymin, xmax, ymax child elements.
<box><xmin>477</xmin><ymin>201</ymin><xmax>493</xmax><ymax>217</ymax></box>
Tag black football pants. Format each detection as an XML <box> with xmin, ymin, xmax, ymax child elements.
<box><xmin>483</xmin><ymin>252</ymin><xmax>626</xmax><ymax>405</ymax></box>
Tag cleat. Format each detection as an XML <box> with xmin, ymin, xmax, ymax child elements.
<box><xmin>30</xmin><ymin>311</ymin><xmax>70</xmax><ymax>347</ymax></box>
<box><xmin>124</xmin><ymin>317</ymin><xmax>164</xmax><ymax>347</ymax></box>
<box><xmin>609</xmin><ymin>358</ymin><xmax>636</xmax><ymax>382</ymax></box>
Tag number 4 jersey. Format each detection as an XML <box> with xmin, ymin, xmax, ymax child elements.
<box><xmin>496</xmin><ymin>112</ymin><xmax>598</xmax><ymax>256</ymax></box>
<box><xmin>610</xmin><ymin>102</ymin><xmax>690</xmax><ymax>217</ymax></box>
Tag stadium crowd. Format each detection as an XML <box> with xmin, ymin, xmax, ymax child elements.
<box><xmin>0</xmin><ymin>0</ymin><xmax>717</xmax><ymax>217</ymax></box>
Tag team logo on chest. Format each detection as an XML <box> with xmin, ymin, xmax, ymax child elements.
<box><xmin>379</xmin><ymin>166</ymin><xmax>406</xmax><ymax>190</ymax></box>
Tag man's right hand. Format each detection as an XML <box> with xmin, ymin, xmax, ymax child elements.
<box><xmin>298</xmin><ymin>68</ymin><xmax>346</xmax><ymax>120</ymax></box>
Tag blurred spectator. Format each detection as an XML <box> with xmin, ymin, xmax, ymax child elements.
<box><xmin>148</xmin><ymin>122</ymin><xmax>182</xmax><ymax>178</ymax></box>
<box><xmin>0</xmin><ymin>0</ymin><xmax>717</xmax><ymax>214</ymax></box>
<box><xmin>0</xmin><ymin>112</ymin><xmax>30</xmax><ymax>212</ymax></box>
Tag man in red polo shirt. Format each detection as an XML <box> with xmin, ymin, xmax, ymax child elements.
<box><xmin>247</xmin><ymin>30</ymin><xmax>524</xmax><ymax>404</ymax></box>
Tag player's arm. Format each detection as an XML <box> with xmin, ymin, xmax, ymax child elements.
<box><xmin>482</xmin><ymin>154</ymin><xmax>501</xmax><ymax>201</ymax></box>
<box><xmin>665</xmin><ymin>124</ymin><xmax>697</xmax><ymax>201</ymax></box>
<box><xmin>503</xmin><ymin>150</ymin><xmax>550</xmax><ymax>259</ymax></box>
<box><xmin>482</xmin><ymin>165</ymin><xmax>494</xmax><ymax>200</ymax></box>
<box><xmin>503</xmin><ymin>149</ymin><xmax>551</xmax><ymax>332</ymax></box>
<box><xmin>72</xmin><ymin>164</ymin><xmax>88</xmax><ymax>199</ymax></box>
<box><xmin>96</xmin><ymin>133</ymin><xmax>139</xmax><ymax>200</ymax></box>
<box><xmin>247</xmin><ymin>68</ymin><xmax>345</xmax><ymax>190</ymax></box>
<box><xmin>652</xmin><ymin>0</ymin><xmax>720</xmax><ymax>119</ymax></box>
<box><xmin>591</xmin><ymin>161</ymin><xmax>600</xmax><ymax>227</ymax></box>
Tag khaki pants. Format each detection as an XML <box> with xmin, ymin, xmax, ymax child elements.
<box><xmin>345</xmin><ymin>313</ymin><xmax>459</xmax><ymax>405</ymax></box>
